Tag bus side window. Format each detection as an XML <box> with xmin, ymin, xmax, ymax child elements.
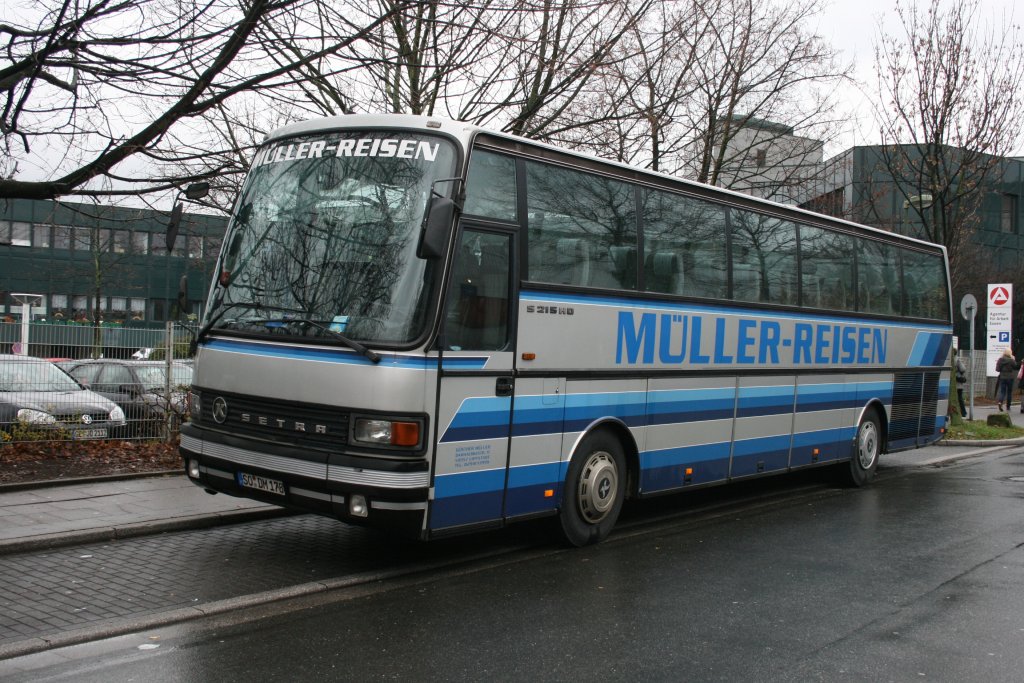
<box><xmin>858</xmin><ymin>239</ymin><xmax>901</xmax><ymax>316</ymax></box>
<box><xmin>464</xmin><ymin>150</ymin><xmax>518</xmax><ymax>222</ymax></box>
<box><xmin>444</xmin><ymin>230</ymin><xmax>510</xmax><ymax>351</ymax></box>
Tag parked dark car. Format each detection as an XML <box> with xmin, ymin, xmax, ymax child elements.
<box><xmin>0</xmin><ymin>355</ymin><xmax>126</xmax><ymax>441</ymax></box>
<box><xmin>65</xmin><ymin>360</ymin><xmax>193</xmax><ymax>438</ymax></box>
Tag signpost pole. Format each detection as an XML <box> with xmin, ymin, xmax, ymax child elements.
<box><xmin>961</xmin><ymin>293</ymin><xmax>979</xmax><ymax>421</ymax></box>
<box><xmin>968</xmin><ymin>305</ymin><xmax>976</xmax><ymax>421</ymax></box>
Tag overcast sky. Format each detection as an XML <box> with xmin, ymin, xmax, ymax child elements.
<box><xmin>814</xmin><ymin>0</ymin><xmax>1022</xmax><ymax>156</ymax></box>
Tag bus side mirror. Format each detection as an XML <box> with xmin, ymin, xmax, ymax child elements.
<box><xmin>417</xmin><ymin>197</ymin><xmax>457</xmax><ymax>260</ymax></box>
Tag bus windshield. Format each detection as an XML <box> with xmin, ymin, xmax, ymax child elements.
<box><xmin>206</xmin><ymin>131</ymin><xmax>458</xmax><ymax>345</ymax></box>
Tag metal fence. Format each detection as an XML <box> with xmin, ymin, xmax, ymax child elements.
<box><xmin>0</xmin><ymin>321</ymin><xmax>192</xmax><ymax>444</ymax></box>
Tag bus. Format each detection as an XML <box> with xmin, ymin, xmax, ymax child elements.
<box><xmin>180</xmin><ymin>114</ymin><xmax>952</xmax><ymax>546</ymax></box>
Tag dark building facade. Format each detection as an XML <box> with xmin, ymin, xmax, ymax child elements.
<box><xmin>0</xmin><ymin>198</ymin><xmax>226</xmax><ymax>325</ymax></box>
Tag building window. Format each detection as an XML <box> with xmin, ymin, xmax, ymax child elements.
<box><xmin>755</xmin><ymin>149</ymin><xmax>767</xmax><ymax>168</ymax></box>
<box><xmin>72</xmin><ymin>227</ymin><xmax>91</xmax><ymax>251</ymax></box>
<box><xmin>113</xmin><ymin>230</ymin><xmax>129</xmax><ymax>254</ymax></box>
<box><xmin>53</xmin><ymin>225</ymin><xmax>72</xmax><ymax>249</ymax></box>
<box><xmin>187</xmin><ymin>235</ymin><xmax>204</xmax><ymax>258</ymax></box>
<box><xmin>132</xmin><ymin>231</ymin><xmax>149</xmax><ymax>255</ymax></box>
<box><xmin>10</xmin><ymin>221</ymin><xmax>31</xmax><ymax>247</ymax></box>
<box><xmin>1001</xmin><ymin>194</ymin><xmax>1018</xmax><ymax>233</ymax></box>
<box><xmin>33</xmin><ymin>224</ymin><xmax>51</xmax><ymax>248</ymax></box>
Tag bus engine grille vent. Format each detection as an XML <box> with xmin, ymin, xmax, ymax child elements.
<box><xmin>890</xmin><ymin>371</ymin><xmax>940</xmax><ymax>441</ymax></box>
<box><xmin>193</xmin><ymin>389</ymin><xmax>349</xmax><ymax>449</ymax></box>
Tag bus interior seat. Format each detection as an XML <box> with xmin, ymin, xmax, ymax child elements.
<box><xmin>608</xmin><ymin>245</ymin><xmax>637</xmax><ymax>289</ymax></box>
<box><xmin>647</xmin><ymin>250</ymin><xmax>684</xmax><ymax>294</ymax></box>
<box><xmin>557</xmin><ymin>238</ymin><xmax>591</xmax><ymax>287</ymax></box>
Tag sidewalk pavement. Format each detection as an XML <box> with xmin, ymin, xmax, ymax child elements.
<box><xmin>0</xmin><ymin>474</ymin><xmax>291</xmax><ymax>555</ymax></box>
<box><xmin>1</xmin><ymin>402</ymin><xmax>1022</xmax><ymax>557</ymax></box>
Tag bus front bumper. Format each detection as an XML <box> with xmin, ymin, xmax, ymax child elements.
<box><xmin>179</xmin><ymin>425</ymin><xmax>429</xmax><ymax>536</ymax></box>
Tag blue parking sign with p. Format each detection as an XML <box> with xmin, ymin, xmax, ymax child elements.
<box><xmin>999</xmin><ymin>331</ymin><xmax>1010</xmax><ymax>343</ymax></box>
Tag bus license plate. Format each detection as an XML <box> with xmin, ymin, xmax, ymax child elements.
<box><xmin>74</xmin><ymin>428</ymin><xmax>108</xmax><ymax>440</ymax></box>
<box><xmin>237</xmin><ymin>472</ymin><xmax>286</xmax><ymax>496</ymax></box>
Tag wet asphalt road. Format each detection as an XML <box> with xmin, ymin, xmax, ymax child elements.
<box><xmin>3</xmin><ymin>447</ymin><xmax>1024</xmax><ymax>681</ymax></box>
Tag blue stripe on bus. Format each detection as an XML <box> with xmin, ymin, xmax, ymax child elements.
<box><xmin>203</xmin><ymin>338</ymin><xmax>489</xmax><ymax>369</ymax></box>
<box><xmin>640</xmin><ymin>441</ymin><xmax>732</xmax><ymax>491</ymax></box>
<box><xmin>731</xmin><ymin>433</ymin><xmax>793</xmax><ymax>475</ymax></box>
<box><xmin>521</xmin><ymin>290</ymin><xmax>953</xmax><ymax>332</ymax></box>
<box><xmin>906</xmin><ymin>332</ymin><xmax>953</xmax><ymax>367</ymax></box>
<box><xmin>432</xmin><ymin>417</ymin><xmax>911</xmax><ymax>528</ymax></box>
<box><xmin>439</xmin><ymin>382</ymin><xmax>897</xmax><ymax>443</ymax></box>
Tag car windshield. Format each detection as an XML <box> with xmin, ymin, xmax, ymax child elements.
<box><xmin>204</xmin><ymin>130</ymin><xmax>458</xmax><ymax>345</ymax></box>
<box><xmin>134</xmin><ymin>365</ymin><xmax>193</xmax><ymax>391</ymax></box>
<box><xmin>0</xmin><ymin>360</ymin><xmax>81</xmax><ymax>392</ymax></box>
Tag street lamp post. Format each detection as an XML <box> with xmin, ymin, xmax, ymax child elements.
<box><xmin>900</xmin><ymin>193</ymin><xmax>934</xmax><ymax>237</ymax></box>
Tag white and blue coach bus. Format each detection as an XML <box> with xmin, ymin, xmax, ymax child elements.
<box><xmin>181</xmin><ymin>114</ymin><xmax>952</xmax><ymax>545</ymax></box>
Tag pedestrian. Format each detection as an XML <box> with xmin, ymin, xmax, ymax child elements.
<box><xmin>1018</xmin><ymin>362</ymin><xmax>1024</xmax><ymax>414</ymax></box>
<box><xmin>995</xmin><ymin>347</ymin><xmax>1018</xmax><ymax>411</ymax></box>
<box><xmin>955</xmin><ymin>355</ymin><xmax>968</xmax><ymax>417</ymax></box>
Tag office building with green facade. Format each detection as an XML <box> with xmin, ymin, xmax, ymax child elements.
<box><xmin>1</xmin><ymin>198</ymin><xmax>226</xmax><ymax>325</ymax></box>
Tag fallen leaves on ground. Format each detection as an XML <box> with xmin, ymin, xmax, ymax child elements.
<box><xmin>0</xmin><ymin>439</ymin><xmax>180</xmax><ymax>484</ymax></box>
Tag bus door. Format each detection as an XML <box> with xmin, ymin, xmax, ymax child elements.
<box><xmin>430</xmin><ymin>225</ymin><xmax>516</xmax><ymax>531</ymax></box>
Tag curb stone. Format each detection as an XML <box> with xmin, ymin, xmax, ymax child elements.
<box><xmin>0</xmin><ymin>506</ymin><xmax>296</xmax><ymax>556</ymax></box>
<box><xmin>0</xmin><ymin>469</ymin><xmax>180</xmax><ymax>494</ymax></box>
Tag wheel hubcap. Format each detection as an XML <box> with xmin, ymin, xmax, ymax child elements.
<box><xmin>578</xmin><ymin>451</ymin><xmax>618</xmax><ymax>523</ymax></box>
<box><xmin>858</xmin><ymin>421</ymin><xmax>878</xmax><ymax>469</ymax></box>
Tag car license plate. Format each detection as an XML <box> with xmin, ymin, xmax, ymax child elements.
<box><xmin>237</xmin><ymin>472</ymin><xmax>286</xmax><ymax>496</ymax></box>
<box><xmin>74</xmin><ymin>428</ymin><xmax>108</xmax><ymax>440</ymax></box>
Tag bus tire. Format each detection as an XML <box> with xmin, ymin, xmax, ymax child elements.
<box><xmin>559</xmin><ymin>430</ymin><xmax>626</xmax><ymax>547</ymax></box>
<box><xmin>843</xmin><ymin>409</ymin><xmax>881</xmax><ymax>487</ymax></box>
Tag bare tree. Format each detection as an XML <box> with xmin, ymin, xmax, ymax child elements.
<box><xmin>545</xmin><ymin>0</ymin><xmax>849</xmax><ymax>202</ymax></box>
<box><xmin>0</xmin><ymin>0</ymin><xmax>403</xmax><ymax>201</ymax></box>
<box><xmin>676</xmin><ymin>0</ymin><xmax>849</xmax><ymax>197</ymax></box>
<box><xmin>870</xmin><ymin>0</ymin><xmax>1024</xmax><ymax>288</ymax></box>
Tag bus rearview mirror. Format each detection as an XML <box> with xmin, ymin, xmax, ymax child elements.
<box><xmin>417</xmin><ymin>197</ymin><xmax>456</xmax><ymax>259</ymax></box>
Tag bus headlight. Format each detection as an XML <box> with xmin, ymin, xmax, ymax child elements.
<box><xmin>353</xmin><ymin>418</ymin><xmax>420</xmax><ymax>447</ymax></box>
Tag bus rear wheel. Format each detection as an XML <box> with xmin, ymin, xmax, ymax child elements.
<box><xmin>559</xmin><ymin>430</ymin><xmax>626</xmax><ymax>547</ymax></box>
<box><xmin>843</xmin><ymin>409</ymin><xmax>881</xmax><ymax>487</ymax></box>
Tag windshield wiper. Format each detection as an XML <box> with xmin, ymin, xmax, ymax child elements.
<box><xmin>254</xmin><ymin>317</ymin><xmax>382</xmax><ymax>364</ymax></box>
<box><xmin>193</xmin><ymin>302</ymin><xmax>268</xmax><ymax>351</ymax></box>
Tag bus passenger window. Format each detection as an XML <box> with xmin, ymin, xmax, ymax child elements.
<box><xmin>858</xmin><ymin>239</ymin><xmax>901</xmax><ymax>316</ymax></box>
<box><xmin>643</xmin><ymin>189</ymin><xmax>726</xmax><ymax>299</ymax></box>
<box><xmin>901</xmin><ymin>248</ymin><xmax>949</xmax><ymax>320</ymax></box>
<box><xmin>444</xmin><ymin>230</ymin><xmax>510</xmax><ymax>351</ymax></box>
<box><xmin>731</xmin><ymin>211</ymin><xmax>798</xmax><ymax>306</ymax></box>
<box><xmin>525</xmin><ymin>160</ymin><xmax>636</xmax><ymax>290</ymax></box>
<box><xmin>464</xmin><ymin>150</ymin><xmax>518</xmax><ymax>222</ymax></box>
<box><xmin>799</xmin><ymin>224</ymin><xmax>854</xmax><ymax>311</ymax></box>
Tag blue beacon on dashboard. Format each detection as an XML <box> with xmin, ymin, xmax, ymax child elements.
<box><xmin>615</xmin><ymin>311</ymin><xmax>889</xmax><ymax>367</ymax></box>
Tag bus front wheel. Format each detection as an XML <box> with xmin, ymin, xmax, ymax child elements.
<box><xmin>559</xmin><ymin>430</ymin><xmax>626</xmax><ymax>546</ymax></box>
<box><xmin>843</xmin><ymin>409</ymin><xmax>881</xmax><ymax>487</ymax></box>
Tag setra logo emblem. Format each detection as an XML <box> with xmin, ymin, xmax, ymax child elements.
<box><xmin>80</xmin><ymin>414</ymin><xmax>93</xmax><ymax>425</ymax></box>
<box><xmin>212</xmin><ymin>397</ymin><xmax>228</xmax><ymax>424</ymax></box>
